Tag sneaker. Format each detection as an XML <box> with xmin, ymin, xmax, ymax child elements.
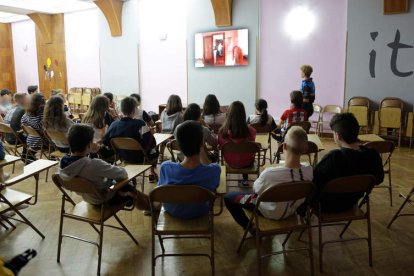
<box><xmin>238</xmin><ymin>180</ymin><xmax>250</xmax><ymax>188</ymax></box>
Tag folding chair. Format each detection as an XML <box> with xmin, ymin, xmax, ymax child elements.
<box><xmin>149</xmin><ymin>185</ymin><xmax>216</xmax><ymax>276</ymax></box>
<box><xmin>44</xmin><ymin>129</ymin><xmax>69</xmax><ymax>160</ymax></box>
<box><xmin>52</xmin><ymin>174</ymin><xmax>138</xmax><ymax>275</ymax></box>
<box><xmin>387</xmin><ymin>186</ymin><xmax>414</xmax><ymax>228</ymax></box>
<box><xmin>317</xmin><ymin>105</ymin><xmax>342</xmax><ymax>136</ymax></box>
<box><xmin>273</xmin><ymin>141</ymin><xmax>318</xmax><ymax>166</ymax></box>
<box><xmin>309</xmin><ymin>104</ymin><xmax>322</xmax><ymax>134</ymax></box>
<box><xmin>250</xmin><ymin>123</ymin><xmax>273</xmax><ymax>165</ymax></box>
<box><xmin>0</xmin><ymin>184</ymin><xmax>45</xmax><ymax>238</ymax></box>
<box><xmin>0</xmin><ymin>122</ymin><xmax>25</xmax><ymax>157</ymax></box>
<box><xmin>237</xmin><ymin>181</ymin><xmax>315</xmax><ymax>276</ymax></box>
<box><xmin>110</xmin><ymin>137</ymin><xmax>157</xmax><ymax>191</ymax></box>
<box><xmin>21</xmin><ymin>125</ymin><xmax>50</xmax><ymax>163</ymax></box>
<box><xmin>81</xmin><ymin>88</ymin><xmax>92</xmax><ymax>112</ymax></box>
<box><xmin>378</xmin><ymin>97</ymin><xmax>404</xmax><ymax>147</ymax></box>
<box><xmin>348</xmin><ymin>97</ymin><xmax>370</xmax><ymax>133</ymax></box>
<box><xmin>314</xmin><ymin>175</ymin><xmax>376</xmax><ymax>272</ymax></box>
<box><xmin>220</xmin><ymin>141</ymin><xmax>261</xmax><ymax>185</ymax></box>
<box><xmin>364</xmin><ymin>141</ymin><xmax>395</xmax><ymax>206</ymax></box>
<box><xmin>166</xmin><ymin>139</ymin><xmax>181</xmax><ymax>162</ymax></box>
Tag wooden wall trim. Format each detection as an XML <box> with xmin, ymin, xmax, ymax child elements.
<box><xmin>211</xmin><ymin>0</ymin><xmax>233</xmax><ymax>27</ymax></box>
<box><xmin>94</xmin><ymin>0</ymin><xmax>123</xmax><ymax>37</ymax></box>
<box><xmin>28</xmin><ymin>13</ymin><xmax>53</xmax><ymax>44</ymax></box>
<box><xmin>0</xmin><ymin>23</ymin><xmax>16</xmax><ymax>92</ymax></box>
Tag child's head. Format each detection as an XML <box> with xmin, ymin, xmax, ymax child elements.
<box><xmin>300</xmin><ymin>64</ymin><xmax>313</xmax><ymax>79</ymax></box>
<box><xmin>68</xmin><ymin>124</ymin><xmax>94</xmax><ymax>154</ymax></box>
<box><xmin>255</xmin><ymin>99</ymin><xmax>268</xmax><ymax>125</ymax></box>
<box><xmin>183</xmin><ymin>103</ymin><xmax>201</xmax><ymax>121</ymax></box>
<box><xmin>290</xmin><ymin>90</ymin><xmax>304</xmax><ymax>108</ymax></box>
<box><xmin>14</xmin><ymin>93</ymin><xmax>27</xmax><ymax>106</ymax></box>
<box><xmin>103</xmin><ymin>92</ymin><xmax>114</xmax><ymax>105</ymax></box>
<box><xmin>220</xmin><ymin>101</ymin><xmax>248</xmax><ymax>139</ymax></box>
<box><xmin>1</xmin><ymin>89</ymin><xmax>12</xmax><ymax>104</ymax></box>
<box><xmin>284</xmin><ymin>126</ymin><xmax>308</xmax><ymax>155</ymax></box>
<box><xmin>121</xmin><ymin>97</ymin><xmax>137</xmax><ymax>117</ymax></box>
<box><xmin>166</xmin><ymin>94</ymin><xmax>183</xmax><ymax>115</ymax></box>
<box><xmin>130</xmin><ymin>93</ymin><xmax>141</xmax><ymax>105</ymax></box>
<box><xmin>82</xmin><ymin>95</ymin><xmax>109</xmax><ymax>128</ymax></box>
<box><xmin>27</xmin><ymin>93</ymin><xmax>45</xmax><ymax>116</ymax></box>
<box><xmin>176</xmin><ymin>121</ymin><xmax>203</xmax><ymax>157</ymax></box>
<box><xmin>27</xmin><ymin>85</ymin><xmax>38</xmax><ymax>95</ymax></box>
<box><xmin>330</xmin><ymin>113</ymin><xmax>359</xmax><ymax>145</ymax></box>
<box><xmin>202</xmin><ymin>94</ymin><xmax>220</xmax><ymax>116</ymax></box>
<box><xmin>44</xmin><ymin>95</ymin><xmax>66</xmax><ymax>129</ymax></box>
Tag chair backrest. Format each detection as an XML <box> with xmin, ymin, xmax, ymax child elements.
<box><xmin>208</xmin><ymin>123</ymin><xmax>222</xmax><ymax>134</ymax></box>
<box><xmin>322</xmin><ymin>105</ymin><xmax>342</xmax><ymax>114</ymax></box>
<box><xmin>250</xmin><ymin>123</ymin><xmax>271</xmax><ymax>134</ymax></box>
<box><xmin>288</xmin><ymin>121</ymin><xmax>311</xmax><ymax>134</ymax></box>
<box><xmin>22</xmin><ymin>125</ymin><xmax>41</xmax><ymax>138</ymax></box>
<box><xmin>322</xmin><ymin>175</ymin><xmax>376</xmax><ymax>194</ymax></box>
<box><xmin>110</xmin><ymin>137</ymin><xmax>144</xmax><ymax>152</ymax></box>
<box><xmin>0</xmin><ymin>122</ymin><xmax>15</xmax><ymax>135</ymax></box>
<box><xmin>149</xmin><ymin>185</ymin><xmax>215</xmax><ymax>205</ymax></box>
<box><xmin>274</xmin><ymin>141</ymin><xmax>318</xmax><ymax>166</ymax></box>
<box><xmin>348</xmin><ymin>96</ymin><xmax>370</xmax><ymax>108</ymax></box>
<box><xmin>363</xmin><ymin>140</ymin><xmax>395</xmax><ymax>154</ymax></box>
<box><xmin>166</xmin><ymin>139</ymin><xmax>181</xmax><ymax>162</ymax></box>
<box><xmin>52</xmin><ymin>173</ymin><xmax>100</xmax><ymax>196</ymax></box>
<box><xmin>257</xmin><ymin>181</ymin><xmax>314</xmax><ymax>203</ymax></box>
<box><xmin>45</xmin><ymin>129</ymin><xmax>69</xmax><ymax>146</ymax></box>
<box><xmin>313</xmin><ymin>104</ymin><xmax>322</xmax><ymax>114</ymax></box>
<box><xmin>379</xmin><ymin>97</ymin><xmax>403</xmax><ymax>128</ymax></box>
<box><xmin>220</xmin><ymin>141</ymin><xmax>261</xmax><ymax>154</ymax></box>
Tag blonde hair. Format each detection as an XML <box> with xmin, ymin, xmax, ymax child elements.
<box><xmin>300</xmin><ymin>64</ymin><xmax>313</xmax><ymax>78</ymax></box>
<box><xmin>285</xmin><ymin>126</ymin><xmax>308</xmax><ymax>154</ymax></box>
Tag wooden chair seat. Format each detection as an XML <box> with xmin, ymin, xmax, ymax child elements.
<box><xmin>313</xmin><ymin>205</ymin><xmax>366</xmax><ymax>223</ymax></box>
<box><xmin>156</xmin><ymin>209</ymin><xmax>210</xmax><ymax>233</ymax></box>
<box><xmin>244</xmin><ymin>210</ymin><xmax>306</xmax><ymax>232</ymax></box>
<box><xmin>0</xmin><ymin>188</ymin><xmax>32</xmax><ymax>212</ymax></box>
<box><xmin>49</xmin><ymin>151</ymin><xmax>66</xmax><ymax>159</ymax></box>
<box><xmin>66</xmin><ymin>200</ymin><xmax>128</xmax><ymax>222</ymax></box>
<box><xmin>225</xmin><ymin>161</ymin><xmax>258</xmax><ymax>174</ymax></box>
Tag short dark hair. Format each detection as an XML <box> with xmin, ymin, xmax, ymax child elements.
<box><xmin>103</xmin><ymin>92</ymin><xmax>114</xmax><ymax>103</ymax></box>
<box><xmin>290</xmin><ymin>90</ymin><xmax>303</xmax><ymax>108</ymax></box>
<box><xmin>68</xmin><ymin>124</ymin><xmax>94</xmax><ymax>153</ymax></box>
<box><xmin>330</xmin><ymin>113</ymin><xmax>360</xmax><ymax>144</ymax></box>
<box><xmin>176</xmin><ymin>121</ymin><xmax>203</xmax><ymax>157</ymax></box>
<box><xmin>130</xmin><ymin>93</ymin><xmax>141</xmax><ymax>103</ymax></box>
<box><xmin>183</xmin><ymin>103</ymin><xmax>201</xmax><ymax>121</ymax></box>
<box><xmin>0</xmin><ymin>89</ymin><xmax>11</xmax><ymax>96</ymax></box>
<box><xmin>121</xmin><ymin>97</ymin><xmax>137</xmax><ymax>116</ymax></box>
<box><xmin>27</xmin><ymin>85</ymin><xmax>38</xmax><ymax>94</ymax></box>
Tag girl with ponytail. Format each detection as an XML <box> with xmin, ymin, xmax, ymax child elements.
<box><xmin>247</xmin><ymin>99</ymin><xmax>276</xmax><ymax>130</ymax></box>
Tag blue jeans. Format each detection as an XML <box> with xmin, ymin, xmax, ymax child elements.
<box><xmin>224</xmin><ymin>192</ymin><xmax>257</xmax><ymax>229</ymax></box>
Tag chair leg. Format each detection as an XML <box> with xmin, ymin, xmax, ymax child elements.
<box><xmin>387</xmin><ymin>188</ymin><xmax>414</xmax><ymax>228</ymax></box>
<box><xmin>388</xmin><ymin>171</ymin><xmax>393</xmax><ymax>207</ymax></box>
<box><xmin>318</xmin><ymin>220</ymin><xmax>323</xmax><ymax>273</ymax></box>
<box><xmin>307</xmin><ymin>224</ymin><xmax>315</xmax><ymax>276</ymax></box>
<box><xmin>152</xmin><ymin>229</ymin><xmax>156</xmax><ymax>276</ymax></box>
<box><xmin>282</xmin><ymin>231</ymin><xmax>293</xmax><ymax>248</ymax></box>
<box><xmin>211</xmin><ymin>229</ymin><xmax>215</xmax><ymax>276</ymax></box>
<box><xmin>114</xmin><ymin>214</ymin><xmax>138</xmax><ymax>245</ymax></box>
<box><xmin>57</xmin><ymin>199</ymin><xmax>65</xmax><ymax>262</ymax></box>
<box><xmin>97</xmin><ymin>221</ymin><xmax>104</xmax><ymax>275</ymax></box>
<box><xmin>14</xmin><ymin>208</ymin><xmax>45</xmax><ymax>239</ymax></box>
<box><xmin>256</xmin><ymin>234</ymin><xmax>262</xmax><ymax>276</ymax></box>
<box><xmin>367</xmin><ymin>203</ymin><xmax>373</xmax><ymax>267</ymax></box>
<box><xmin>339</xmin><ymin>221</ymin><xmax>352</xmax><ymax>238</ymax></box>
<box><xmin>237</xmin><ymin>226</ymin><xmax>250</xmax><ymax>253</ymax></box>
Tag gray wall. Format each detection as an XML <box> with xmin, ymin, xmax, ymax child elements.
<box><xmin>346</xmin><ymin>0</ymin><xmax>414</xmax><ymax>110</ymax></box>
<box><xmin>186</xmin><ymin>0</ymin><xmax>259</xmax><ymax>114</ymax></box>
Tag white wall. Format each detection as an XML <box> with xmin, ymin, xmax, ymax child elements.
<box><xmin>138</xmin><ymin>0</ymin><xmax>187</xmax><ymax>112</ymax></box>
<box><xmin>98</xmin><ymin>0</ymin><xmax>139</xmax><ymax>95</ymax></box>
<box><xmin>11</xmin><ymin>20</ymin><xmax>38</xmax><ymax>93</ymax></box>
<box><xmin>65</xmin><ymin>8</ymin><xmax>101</xmax><ymax>89</ymax></box>
<box><xmin>186</xmin><ymin>0</ymin><xmax>259</xmax><ymax>115</ymax></box>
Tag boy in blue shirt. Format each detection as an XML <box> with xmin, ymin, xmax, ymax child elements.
<box><xmin>300</xmin><ymin>64</ymin><xmax>315</xmax><ymax>117</ymax></box>
<box><xmin>158</xmin><ymin>121</ymin><xmax>221</xmax><ymax>219</ymax></box>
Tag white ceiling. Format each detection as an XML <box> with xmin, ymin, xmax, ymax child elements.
<box><xmin>0</xmin><ymin>0</ymin><xmax>96</xmax><ymax>23</ymax></box>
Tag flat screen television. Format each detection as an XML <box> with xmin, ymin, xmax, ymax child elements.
<box><xmin>195</xmin><ymin>28</ymin><xmax>248</xmax><ymax>67</ymax></box>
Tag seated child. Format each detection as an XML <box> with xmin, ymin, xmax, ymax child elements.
<box><xmin>247</xmin><ymin>99</ymin><xmax>276</xmax><ymax>130</ymax></box>
<box><xmin>202</xmin><ymin>94</ymin><xmax>226</xmax><ymax>125</ymax></box>
<box><xmin>300</xmin><ymin>64</ymin><xmax>316</xmax><ymax>117</ymax></box>
<box><xmin>218</xmin><ymin>101</ymin><xmax>256</xmax><ymax>187</ymax></box>
<box><xmin>103</xmin><ymin>97</ymin><xmax>159</xmax><ymax>182</ymax></box>
<box><xmin>274</xmin><ymin>90</ymin><xmax>308</xmax><ymax>141</ymax></box>
<box><xmin>160</xmin><ymin>94</ymin><xmax>184</xmax><ymax>134</ymax></box>
<box><xmin>158</xmin><ymin>121</ymin><xmax>221</xmax><ymax>219</ymax></box>
<box><xmin>130</xmin><ymin>93</ymin><xmax>154</xmax><ymax>126</ymax></box>
<box><xmin>225</xmin><ymin>126</ymin><xmax>312</xmax><ymax>233</ymax></box>
<box><xmin>59</xmin><ymin>124</ymin><xmax>136</xmax><ymax>206</ymax></box>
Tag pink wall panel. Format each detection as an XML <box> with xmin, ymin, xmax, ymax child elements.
<box><xmin>260</xmin><ymin>0</ymin><xmax>347</xmax><ymax>120</ymax></box>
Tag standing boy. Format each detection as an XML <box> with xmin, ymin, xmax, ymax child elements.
<box><xmin>300</xmin><ymin>64</ymin><xmax>315</xmax><ymax>118</ymax></box>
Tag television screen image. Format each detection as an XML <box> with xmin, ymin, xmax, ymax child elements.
<box><xmin>195</xmin><ymin>29</ymin><xmax>248</xmax><ymax>67</ymax></box>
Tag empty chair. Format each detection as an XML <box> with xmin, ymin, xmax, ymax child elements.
<box><xmin>309</xmin><ymin>103</ymin><xmax>322</xmax><ymax>133</ymax></box>
<box><xmin>314</xmin><ymin>175</ymin><xmax>376</xmax><ymax>272</ymax></box>
<box><xmin>237</xmin><ymin>181</ymin><xmax>315</xmax><ymax>276</ymax></box>
<box><xmin>364</xmin><ymin>141</ymin><xmax>395</xmax><ymax>206</ymax></box>
<box><xmin>149</xmin><ymin>185</ymin><xmax>216</xmax><ymax>276</ymax></box>
<box><xmin>348</xmin><ymin>97</ymin><xmax>370</xmax><ymax>133</ymax></box>
<box><xmin>81</xmin><ymin>88</ymin><xmax>92</xmax><ymax>112</ymax></box>
<box><xmin>378</xmin><ymin>97</ymin><xmax>404</xmax><ymax>147</ymax></box>
<box><xmin>317</xmin><ymin>105</ymin><xmax>342</xmax><ymax>136</ymax></box>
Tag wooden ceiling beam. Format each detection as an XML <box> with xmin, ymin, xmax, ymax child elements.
<box><xmin>28</xmin><ymin>13</ymin><xmax>53</xmax><ymax>44</ymax></box>
<box><xmin>94</xmin><ymin>0</ymin><xmax>123</xmax><ymax>37</ymax></box>
<box><xmin>211</xmin><ymin>0</ymin><xmax>233</xmax><ymax>27</ymax></box>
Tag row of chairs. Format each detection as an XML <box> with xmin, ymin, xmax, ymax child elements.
<box><xmin>67</xmin><ymin>87</ymin><xmax>101</xmax><ymax>113</ymax></box>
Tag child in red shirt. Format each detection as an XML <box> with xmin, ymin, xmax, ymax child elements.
<box><xmin>218</xmin><ymin>101</ymin><xmax>256</xmax><ymax>186</ymax></box>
